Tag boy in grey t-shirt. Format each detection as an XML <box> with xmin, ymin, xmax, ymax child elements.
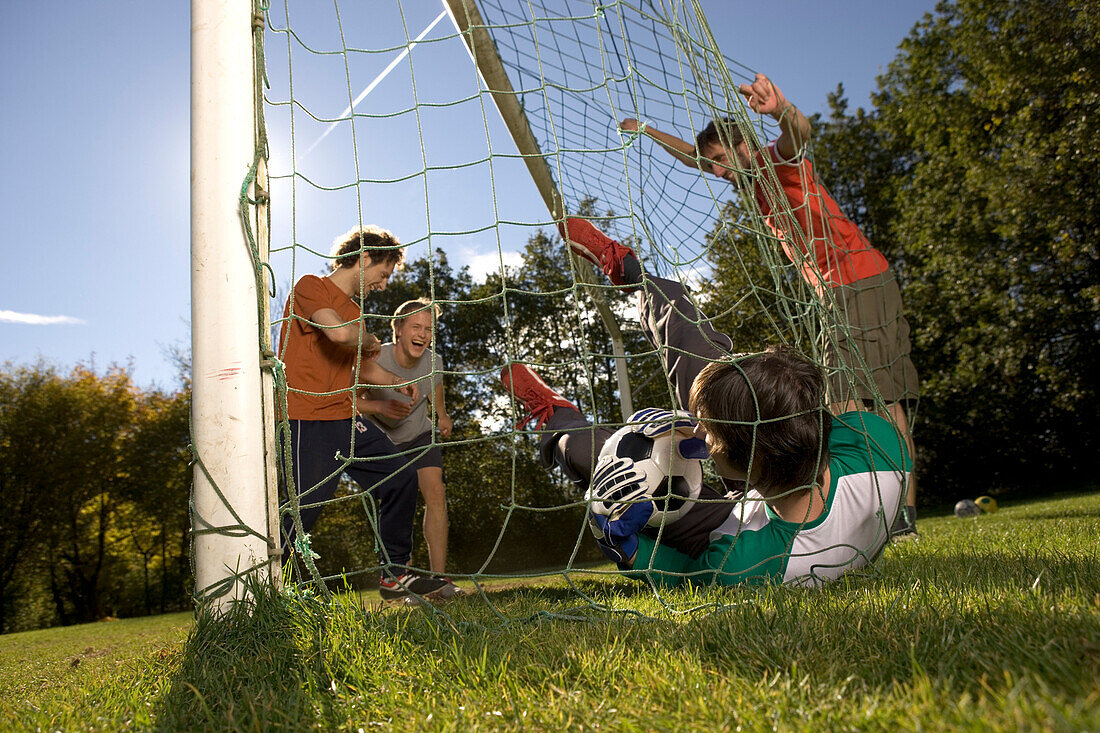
<box><xmin>362</xmin><ymin>298</ymin><xmax>456</xmax><ymax>590</ymax></box>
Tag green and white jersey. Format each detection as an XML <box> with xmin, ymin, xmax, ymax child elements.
<box><xmin>634</xmin><ymin>411</ymin><xmax>910</xmax><ymax>588</ymax></box>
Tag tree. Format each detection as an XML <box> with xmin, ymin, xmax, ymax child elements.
<box><xmin>0</xmin><ymin>362</ymin><xmax>62</xmax><ymax>631</ymax></box>
<box><xmin>808</xmin><ymin>0</ymin><xmax>1100</xmax><ymax>498</ymax></box>
<box><xmin>119</xmin><ymin>388</ymin><xmax>192</xmax><ymax>614</ymax></box>
<box><xmin>694</xmin><ymin>199</ymin><xmax>817</xmax><ymax>358</ymax></box>
<box><xmin>0</xmin><ymin>361</ymin><xmax>194</xmax><ymax>631</ymax></box>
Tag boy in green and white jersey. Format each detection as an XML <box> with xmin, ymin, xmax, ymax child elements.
<box><xmin>502</xmin><ymin>218</ymin><xmax>911</xmax><ymax>588</ymax></box>
<box><xmin>633</xmin><ymin>410</ymin><xmax>909</xmax><ymax>587</ymax></box>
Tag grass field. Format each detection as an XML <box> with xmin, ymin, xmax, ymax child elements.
<box><xmin>2</xmin><ymin>491</ymin><xmax>1098</xmax><ymax>731</ymax></box>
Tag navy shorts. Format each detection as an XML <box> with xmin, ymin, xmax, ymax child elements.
<box><xmin>394</xmin><ymin>430</ymin><xmax>444</xmax><ymax>472</ymax></box>
<box><xmin>280</xmin><ymin>417</ymin><xmax>418</xmax><ymax>568</ymax></box>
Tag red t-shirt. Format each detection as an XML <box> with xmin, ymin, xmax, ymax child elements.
<box><xmin>279</xmin><ymin>274</ymin><xmax>365</xmax><ymax>421</ymax></box>
<box><xmin>753</xmin><ymin>143</ymin><xmax>888</xmax><ymax>289</ymax></box>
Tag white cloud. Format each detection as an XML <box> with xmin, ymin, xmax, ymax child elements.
<box><xmin>461</xmin><ymin>249</ymin><xmax>523</xmax><ymax>280</ymax></box>
<box><xmin>0</xmin><ymin>310</ymin><xmax>85</xmax><ymax>326</ymax></box>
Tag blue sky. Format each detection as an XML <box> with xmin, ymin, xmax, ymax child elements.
<box><xmin>0</xmin><ymin>1</ymin><xmax>936</xmax><ymax>390</ymax></box>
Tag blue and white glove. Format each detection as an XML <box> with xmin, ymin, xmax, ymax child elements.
<box><xmin>627</xmin><ymin>407</ymin><xmax>710</xmax><ymax>460</ymax></box>
<box><xmin>628</xmin><ymin>407</ymin><xmax>696</xmax><ymax>437</ymax></box>
<box><xmin>588</xmin><ymin>510</ymin><xmax>650</xmax><ymax>567</ymax></box>
<box><xmin>586</xmin><ymin>455</ymin><xmax>654</xmax><ymax>567</ymax></box>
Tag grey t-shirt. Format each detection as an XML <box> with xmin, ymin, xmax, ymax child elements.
<box><xmin>366</xmin><ymin>344</ymin><xmax>443</xmax><ymax>445</ymax></box>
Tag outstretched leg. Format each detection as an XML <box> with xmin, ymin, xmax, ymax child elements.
<box><xmin>560</xmin><ymin>217</ymin><xmax>734</xmax><ymax>408</ymax></box>
<box><xmin>501</xmin><ymin>363</ymin><xmax>614</xmax><ymax>488</ymax></box>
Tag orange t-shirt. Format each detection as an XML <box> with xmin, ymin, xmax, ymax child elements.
<box><xmin>753</xmin><ymin>143</ymin><xmax>888</xmax><ymax>289</ymax></box>
<box><xmin>279</xmin><ymin>274</ymin><xmax>367</xmax><ymax>421</ymax></box>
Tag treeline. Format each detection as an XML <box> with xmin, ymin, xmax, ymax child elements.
<box><xmin>0</xmin><ymin>363</ymin><xmax>191</xmax><ymax>633</ymax></box>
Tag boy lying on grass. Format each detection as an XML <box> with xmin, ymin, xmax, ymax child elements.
<box><xmin>501</xmin><ymin>218</ymin><xmax>910</xmax><ymax>586</ymax></box>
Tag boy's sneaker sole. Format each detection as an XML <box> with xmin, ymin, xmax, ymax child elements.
<box><xmin>379</xmin><ymin>572</ymin><xmax>450</xmax><ymax>601</ymax></box>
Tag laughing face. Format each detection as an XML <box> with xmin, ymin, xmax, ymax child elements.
<box><xmin>357</xmin><ymin>255</ymin><xmax>397</xmax><ymax>297</ymax></box>
<box><xmin>701</xmin><ymin>140</ymin><xmax>752</xmax><ymax>184</ymax></box>
<box><xmin>394</xmin><ymin>310</ymin><xmax>433</xmax><ymax>362</ymax></box>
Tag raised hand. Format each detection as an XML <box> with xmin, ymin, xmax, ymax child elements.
<box><xmin>738</xmin><ymin>73</ymin><xmax>790</xmax><ymax>118</ymax></box>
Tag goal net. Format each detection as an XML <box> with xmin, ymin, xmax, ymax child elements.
<box><xmin>190</xmin><ymin>0</ymin><xmax>913</xmax><ymax>619</ymax></box>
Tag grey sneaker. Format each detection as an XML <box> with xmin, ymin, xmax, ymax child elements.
<box><xmin>379</xmin><ymin>571</ymin><xmax>449</xmax><ymax>601</ymax></box>
<box><xmin>891</xmin><ymin>507</ymin><xmax>919</xmax><ymax>541</ymax></box>
<box><xmin>434</xmin><ymin>577</ymin><xmax>466</xmax><ymax>599</ymax></box>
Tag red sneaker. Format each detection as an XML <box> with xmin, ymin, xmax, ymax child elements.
<box><xmin>558</xmin><ymin>217</ymin><xmax>637</xmax><ymax>287</ymax></box>
<box><xmin>500</xmin><ymin>363</ymin><xmax>577</xmax><ymax>429</ymax></box>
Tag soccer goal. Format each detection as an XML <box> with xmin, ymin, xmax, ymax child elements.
<box><xmin>191</xmin><ymin>0</ymin><xmax>913</xmax><ymax>618</ymax></box>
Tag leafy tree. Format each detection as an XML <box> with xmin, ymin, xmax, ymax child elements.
<box><xmin>694</xmin><ymin>200</ymin><xmax>818</xmax><ymax>359</ymax></box>
<box><xmin>0</xmin><ymin>362</ymin><xmax>193</xmax><ymax>631</ymax></box>
<box><xmin>0</xmin><ymin>362</ymin><xmax>63</xmax><ymax>631</ymax></box>
<box><xmin>808</xmin><ymin>0</ymin><xmax>1100</xmax><ymax>498</ymax></box>
<box><xmin>119</xmin><ymin>388</ymin><xmax>192</xmax><ymax>614</ymax></box>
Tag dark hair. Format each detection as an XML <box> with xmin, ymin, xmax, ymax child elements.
<box><xmin>391</xmin><ymin>298</ymin><xmax>440</xmax><ymax>341</ymax></box>
<box><xmin>330</xmin><ymin>225</ymin><xmax>405</xmax><ymax>272</ymax></box>
<box><xmin>689</xmin><ymin>345</ymin><xmax>830</xmax><ymax>496</ymax></box>
<box><xmin>695</xmin><ymin>117</ymin><xmax>744</xmax><ymax>157</ymax></box>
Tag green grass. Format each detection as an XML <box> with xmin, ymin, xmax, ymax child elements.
<box><xmin>3</xmin><ymin>491</ymin><xmax>1099</xmax><ymax>731</ymax></box>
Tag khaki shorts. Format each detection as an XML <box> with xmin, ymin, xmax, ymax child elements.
<box><xmin>827</xmin><ymin>269</ymin><xmax>920</xmax><ymax>405</ymax></box>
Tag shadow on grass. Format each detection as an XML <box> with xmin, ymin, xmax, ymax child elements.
<box><xmin>679</xmin><ymin>546</ymin><xmax>1100</xmax><ymax>696</ymax></box>
<box><xmin>152</xmin><ymin>588</ymin><xmax>324</xmax><ymax>731</ymax></box>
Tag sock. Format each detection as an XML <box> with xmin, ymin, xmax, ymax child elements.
<box><xmin>621</xmin><ymin>255</ymin><xmax>643</xmax><ymax>286</ymax></box>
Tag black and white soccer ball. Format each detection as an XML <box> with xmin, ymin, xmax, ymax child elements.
<box><xmin>587</xmin><ymin>426</ymin><xmax>703</xmax><ymax>527</ymax></box>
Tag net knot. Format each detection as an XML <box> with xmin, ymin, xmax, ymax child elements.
<box><xmin>294</xmin><ymin>533</ymin><xmax>320</xmax><ymax>561</ymax></box>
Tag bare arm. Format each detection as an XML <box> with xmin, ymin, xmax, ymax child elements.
<box><xmin>620</xmin><ymin>118</ymin><xmax>707</xmax><ymax>171</ymax></box>
<box><xmin>309</xmin><ymin>307</ymin><xmax>381</xmax><ymax>355</ymax></box>
<box><xmin>737</xmin><ymin>73</ymin><xmax>812</xmax><ymax>159</ymax></box>
<box><xmin>355</xmin><ymin>395</ymin><xmax>412</xmax><ymax>421</ymax></box>
<box><xmin>433</xmin><ymin>381</ymin><xmax>452</xmax><ymax>438</ymax></box>
<box><xmin>355</xmin><ymin>358</ymin><xmax>419</xmax><ymax>405</ymax></box>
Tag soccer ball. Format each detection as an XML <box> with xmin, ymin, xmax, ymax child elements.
<box><xmin>975</xmin><ymin>496</ymin><xmax>998</xmax><ymax>513</ymax></box>
<box><xmin>588</xmin><ymin>427</ymin><xmax>703</xmax><ymax>527</ymax></box>
<box><xmin>954</xmin><ymin>499</ymin><xmax>981</xmax><ymax>518</ymax></box>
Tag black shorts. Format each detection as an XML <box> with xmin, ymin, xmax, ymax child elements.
<box><xmin>394</xmin><ymin>430</ymin><xmax>443</xmax><ymax>472</ymax></box>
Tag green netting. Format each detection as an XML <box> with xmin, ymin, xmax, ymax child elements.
<box><xmin>195</xmin><ymin>0</ymin><xmax>918</xmax><ymax>622</ymax></box>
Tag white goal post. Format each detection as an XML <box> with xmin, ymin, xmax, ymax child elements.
<box><xmin>190</xmin><ymin>0</ymin><xmax>280</xmax><ymax>612</ymax></box>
